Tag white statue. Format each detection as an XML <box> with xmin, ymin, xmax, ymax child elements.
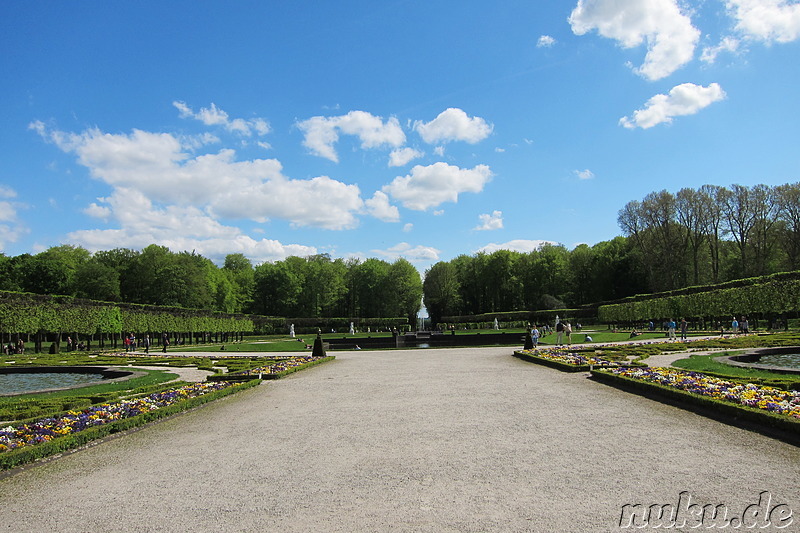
<box><xmin>349</xmin><ymin>322</ymin><xmax>355</xmax><ymax>335</ymax></box>
<box><xmin>493</xmin><ymin>318</ymin><xmax>499</xmax><ymax>330</ymax></box>
<box><xmin>289</xmin><ymin>324</ymin><xmax>295</xmax><ymax>338</ymax></box>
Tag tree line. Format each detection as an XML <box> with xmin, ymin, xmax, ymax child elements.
<box><xmin>3</xmin><ymin>182</ymin><xmax>798</xmax><ymax>327</ymax></box>
<box><xmin>618</xmin><ymin>183</ymin><xmax>800</xmax><ymax>292</ymax></box>
<box><xmin>0</xmin><ymin>245</ymin><xmax>422</xmax><ymax>325</ymax></box>
<box><xmin>422</xmin><ymin>182</ymin><xmax>800</xmax><ymax>325</ymax></box>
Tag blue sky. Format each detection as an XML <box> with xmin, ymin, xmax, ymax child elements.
<box><xmin>2</xmin><ymin>1</ymin><xmax>799</xmax><ymax>273</ymax></box>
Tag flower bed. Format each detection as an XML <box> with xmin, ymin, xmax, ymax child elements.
<box><xmin>513</xmin><ymin>348</ymin><xmax>637</xmax><ymax>372</ymax></box>
<box><xmin>591</xmin><ymin>367</ymin><xmax>800</xmax><ymax>437</ymax></box>
<box><xmin>209</xmin><ymin>355</ymin><xmax>334</xmax><ymax>381</ymax></box>
<box><xmin>0</xmin><ymin>379</ymin><xmax>259</xmax><ymax>470</ymax></box>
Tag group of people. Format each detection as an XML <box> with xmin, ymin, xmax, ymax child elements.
<box><xmin>64</xmin><ymin>336</ymin><xmax>88</xmax><ymax>351</ymax></box>
<box><xmin>528</xmin><ymin>320</ymin><xmax>576</xmax><ymax>347</ymax></box>
<box><xmin>2</xmin><ymin>339</ymin><xmax>24</xmax><ymax>356</ymax></box>
<box><xmin>123</xmin><ymin>333</ymin><xmax>160</xmax><ymax>353</ymax></box>
<box><xmin>730</xmin><ymin>316</ymin><xmax>750</xmax><ymax>335</ymax></box>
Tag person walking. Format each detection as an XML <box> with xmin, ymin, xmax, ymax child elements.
<box><xmin>680</xmin><ymin>318</ymin><xmax>688</xmax><ymax>341</ymax></box>
<box><xmin>667</xmin><ymin>318</ymin><xmax>677</xmax><ymax>341</ymax></box>
<box><xmin>555</xmin><ymin>320</ymin><xmax>564</xmax><ymax>346</ymax></box>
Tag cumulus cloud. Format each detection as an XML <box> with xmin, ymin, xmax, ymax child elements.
<box><xmin>726</xmin><ymin>0</ymin><xmax>800</xmax><ymax>43</ymax></box>
<box><xmin>173</xmin><ymin>101</ymin><xmax>270</xmax><ymax>136</ymax></box>
<box><xmin>388</xmin><ymin>147</ymin><xmax>424</xmax><ymax>167</ymax></box>
<box><xmin>83</xmin><ymin>202</ymin><xmax>112</xmax><ymax>220</ymax></box>
<box><xmin>476</xmin><ymin>239</ymin><xmax>557</xmax><ymax>254</ymax></box>
<box><xmin>700</xmin><ymin>36</ymin><xmax>741</xmax><ymax>63</ymax></box>
<box><xmin>414</xmin><ymin>108</ymin><xmax>493</xmax><ymax>144</ymax></box>
<box><xmin>364</xmin><ymin>191</ymin><xmax>400</xmax><ymax>222</ymax></box>
<box><xmin>403</xmin><ymin>223</ymin><xmax>413</xmax><ymax>232</ymax></box>
<box><xmin>620</xmin><ymin>82</ymin><xmax>726</xmax><ymax>129</ymax></box>
<box><xmin>66</xmin><ymin>188</ymin><xmax>315</xmax><ymax>264</ymax></box>
<box><xmin>575</xmin><ymin>169</ymin><xmax>595</xmax><ymax>180</ymax></box>
<box><xmin>382</xmin><ymin>162</ymin><xmax>493</xmax><ymax>211</ymax></box>
<box><xmin>30</xmin><ymin>122</ymin><xmax>365</xmax><ymax>230</ymax></box>
<box><xmin>537</xmin><ymin>35</ymin><xmax>557</xmax><ymax>47</ymax></box>
<box><xmin>296</xmin><ymin>110</ymin><xmax>406</xmax><ymax>163</ymax></box>
<box><xmin>474</xmin><ymin>210</ymin><xmax>503</xmax><ymax>231</ymax></box>
<box><xmin>568</xmin><ymin>0</ymin><xmax>700</xmax><ymax>80</ymax></box>
<box><xmin>0</xmin><ymin>187</ymin><xmax>27</xmax><ymax>248</ymax></box>
<box><xmin>371</xmin><ymin>242</ymin><xmax>441</xmax><ymax>262</ymax></box>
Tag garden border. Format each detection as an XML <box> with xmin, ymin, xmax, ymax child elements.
<box><xmin>0</xmin><ymin>378</ymin><xmax>261</xmax><ymax>471</ymax></box>
<box><xmin>512</xmin><ymin>350</ymin><xmax>588</xmax><ymax>372</ymax></box>
<box><xmin>589</xmin><ymin>370</ymin><xmax>800</xmax><ymax>446</ymax></box>
<box><xmin>208</xmin><ymin>355</ymin><xmax>335</xmax><ymax>381</ymax></box>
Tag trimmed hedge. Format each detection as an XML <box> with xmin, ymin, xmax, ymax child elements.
<box><xmin>598</xmin><ymin>271</ymin><xmax>800</xmax><ymax>323</ymax></box>
<box><xmin>590</xmin><ymin>370</ymin><xmax>800</xmax><ymax>439</ymax></box>
<box><xmin>0</xmin><ymin>379</ymin><xmax>260</xmax><ymax>471</ymax></box>
<box><xmin>0</xmin><ymin>290</ymin><xmax>255</xmax><ymax>342</ymax></box>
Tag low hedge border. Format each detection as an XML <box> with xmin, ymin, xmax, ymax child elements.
<box><xmin>0</xmin><ymin>378</ymin><xmax>261</xmax><ymax>471</ymax></box>
<box><xmin>590</xmin><ymin>370</ymin><xmax>800</xmax><ymax>444</ymax></box>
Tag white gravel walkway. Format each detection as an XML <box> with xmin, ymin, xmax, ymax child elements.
<box><xmin>0</xmin><ymin>346</ymin><xmax>798</xmax><ymax>532</ymax></box>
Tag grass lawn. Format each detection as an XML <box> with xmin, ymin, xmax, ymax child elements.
<box><xmin>672</xmin><ymin>351</ymin><xmax>799</xmax><ymax>383</ymax></box>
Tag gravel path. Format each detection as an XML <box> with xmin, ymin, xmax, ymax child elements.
<box><xmin>1</xmin><ymin>347</ymin><xmax>798</xmax><ymax>532</ymax></box>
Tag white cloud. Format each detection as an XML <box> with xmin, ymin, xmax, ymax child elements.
<box><xmin>388</xmin><ymin>147</ymin><xmax>424</xmax><ymax>167</ymax></box>
<box><xmin>700</xmin><ymin>36</ymin><xmax>741</xmax><ymax>63</ymax></box>
<box><xmin>0</xmin><ymin>188</ymin><xmax>27</xmax><ymax>248</ymax></box>
<box><xmin>403</xmin><ymin>223</ymin><xmax>413</xmax><ymax>232</ymax></box>
<box><xmin>66</xmin><ymin>188</ymin><xmax>315</xmax><ymax>264</ymax></box>
<box><xmin>434</xmin><ymin>146</ymin><xmax>445</xmax><ymax>156</ymax></box>
<box><xmin>414</xmin><ymin>108</ymin><xmax>493</xmax><ymax>144</ymax></box>
<box><xmin>364</xmin><ymin>191</ymin><xmax>400</xmax><ymax>222</ymax></box>
<box><xmin>83</xmin><ymin>202</ymin><xmax>111</xmax><ymax>220</ymax></box>
<box><xmin>537</xmin><ymin>35</ymin><xmax>557</xmax><ymax>47</ymax></box>
<box><xmin>620</xmin><ymin>82</ymin><xmax>726</xmax><ymax>129</ymax></box>
<box><xmin>476</xmin><ymin>239</ymin><xmax>557</xmax><ymax>254</ymax></box>
<box><xmin>382</xmin><ymin>162</ymin><xmax>493</xmax><ymax>211</ymax></box>
<box><xmin>474</xmin><ymin>210</ymin><xmax>503</xmax><ymax>231</ymax></box>
<box><xmin>0</xmin><ymin>201</ymin><xmax>16</xmax><ymax>224</ymax></box>
<box><xmin>371</xmin><ymin>242</ymin><xmax>441</xmax><ymax>262</ymax></box>
<box><xmin>173</xmin><ymin>101</ymin><xmax>271</xmax><ymax>137</ymax></box>
<box><xmin>568</xmin><ymin>0</ymin><xmax>700</xmax><ymax>80</ymax></box>
<box><xmin>726</xmin><ymin>0</ymin><xmax>800</xmax><ymax>43</ymax></box>
<box><xmin>297</xmin><ymin>110</ymin><xmax>406</xmax><ymax>163</ymax></box>
<box><xmin>575</xmin><ymin>169</ymin><xmax>595</xmax><ymax>180</ymax></box>
<box><xmin>31</xmin><ymin>122</ymin><xmax>367</xmax><ymax>230</ymax></box>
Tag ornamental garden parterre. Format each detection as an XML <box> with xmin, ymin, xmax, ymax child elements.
<box><xmin>602</xmin><ymin>367</ymin><xmax>800</xmax><ymax>420</ymax></box>
<box><xmin>0</xmin><ymin>381</ymin><xmax>238</xmax><ymax>452</ymax></box>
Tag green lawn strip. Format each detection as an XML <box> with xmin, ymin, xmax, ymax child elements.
<box><xmin>0</xmin><ymin>379</ymin><xmax>261</xmax><ymax>471</ymax></box>
<box><xmin>589</xmin><ymin>370</ymin><xmax>800</xmax><ymax>440</ymax></box>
